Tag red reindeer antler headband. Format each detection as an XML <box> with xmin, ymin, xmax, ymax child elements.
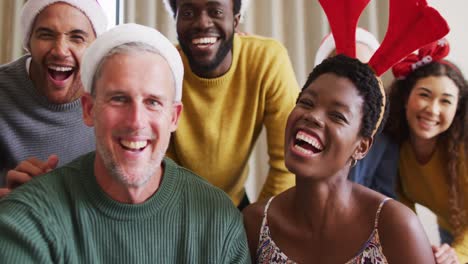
<box><xmin>318</xmin><ymin>0</ymin><xmax>449</xmax><ymax>136</ymax></box>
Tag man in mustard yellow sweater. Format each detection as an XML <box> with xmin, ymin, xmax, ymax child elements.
<box><xmin>163</xmin><ymin>0</ymin><xmax>299</xmax><ymax>208</ymax></box>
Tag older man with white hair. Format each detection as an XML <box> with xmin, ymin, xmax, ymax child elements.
<box><xmin>0</xmin><ymin>23</ymin><xmax>249</xmax><ymax>263</ymax></box>
<box><xmin>0</xmin><ymin>0</ymin><xmax>107</xmax><ymax>195</ymax></box>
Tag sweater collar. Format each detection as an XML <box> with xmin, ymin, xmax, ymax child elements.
<box><xmin>81</xmin><ymin>153</ymin><xmax>180</xmax><ymax>220</ymax></box>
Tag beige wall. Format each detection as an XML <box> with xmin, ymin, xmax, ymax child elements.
<box><xmin>429</xmin><ymin>0</ymin><xmax>468</xmax><ymax>76</ymax></box>
<box><xmin>0</xmin><ymin>0</ymin><xmax>25</xmax><ymax>64</ymax></box>
<box><xmin>2</xmin><ymin>1</ymin><xmax>464</xmax><ymax>76</ymax></box>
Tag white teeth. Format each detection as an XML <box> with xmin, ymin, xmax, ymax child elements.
<box><xmin>296</xmin><ymin>131</ymin><xmax>323</xmax><ymax>150</ymax></box>
<box><xmin>419</xmin><ymin>117</ymin><xmax>438</xmax><ymax>126</ymax></box>
<box><xmin>294</xmin><ymin>144</ymin><xmax>313</xmax><ymax>155</ymax></box>
<box><xmin>192</xmin><ymin>37</ymin><xmax>217</xmax><ymax>45</ymax></box>
<box><xmin>120</xmin><ymin>140</ymin><xmax>147</xmax><ymax>150</ymax></box>
<box><xmin>49</xmin><ymin>65</ymin><xmax>73</xmax><ymax>72</ymax></box>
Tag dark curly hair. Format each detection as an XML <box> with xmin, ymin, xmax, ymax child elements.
<box><xmin>300</xmin><ymin>54</ymin><xmax>388</xmax><ymax>139</ymax></box>
<box><xmin>166</xmin><ymin>0</ymin><xmax>242</xmax><ymax>18</ymax></box>
<box><xmin>386</xmin><ymin>61</ymin><xmax>468</xmax><ymax>238</ymax></box>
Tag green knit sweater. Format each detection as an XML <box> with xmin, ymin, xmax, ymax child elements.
<box><xmin>0</xmin><ymin>152</ymin><xmax>250</xmax><ymax>263</ymax></box>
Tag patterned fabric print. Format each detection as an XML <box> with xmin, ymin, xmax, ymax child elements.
<box><xmin>256</xmin><ymin>197</ymin><xmax>296</xmax><ymax>264</ymax></box>
<box><xmin>256</xmin><ymin>197</ymin><xmax>391</xmax><ymax>264</ymax></box>
<box><xmin>345</xmin><ymin>229</ymin><xmax>388</xmax><ymax>264</ymax></box>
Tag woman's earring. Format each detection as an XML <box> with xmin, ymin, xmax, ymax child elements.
<box><xmin>350</xmin><ymin>158</ymin><xmax>357</xmax><ymax>168</ymax></box>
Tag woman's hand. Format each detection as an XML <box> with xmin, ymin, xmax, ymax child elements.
<box><xmin>433</xmin><ymin>244</ymin><xmax>460</xmax><ymax>264</ymax></box>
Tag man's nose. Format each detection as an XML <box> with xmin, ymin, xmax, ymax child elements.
<box><xmin>194</xmin><ymin>11</ymin><xmax>214</xmax><ymax>29</ymax></box>
<box><xmin>126</xmin><ymin>102</ymin><xmax>147</xmax><ymax>130</ymax></box>
<box><xmin>50</xmin><ymin>36</ymin><xmax>71</xmax><ymax>58</ymax></box>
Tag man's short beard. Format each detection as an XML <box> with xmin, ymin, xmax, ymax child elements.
<box><xmin>179</xmin><ymin>33</ymin><xmax>234</xmax><ymax>74</ymax></box>
<box><xmin>95</xmin><ymin>140</ymin><xmax>164</xmax><ymax>188</ymax></box>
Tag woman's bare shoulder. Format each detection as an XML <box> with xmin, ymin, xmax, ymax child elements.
<box><xmin>377</xmin><ymin>199</ymin><xmax>436</xmax><ymax>263</ymax></box>
<box><xmin>242</xmin><ymin>197</ymin><xmax>269</xmax><ymax>221</ymax></box>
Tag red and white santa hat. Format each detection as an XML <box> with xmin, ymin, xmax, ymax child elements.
<box><xmin>20</xmin><ymin>0</ymin><xmax>108</xmax><ymax>51</ymax></box>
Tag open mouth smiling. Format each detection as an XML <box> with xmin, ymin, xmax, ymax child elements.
<box><xmin>190</xmin><ymin>36</ymin><xmax>220</xmax><ymax>51</ymax></box>
<box><xmin>192</xmin><ymin>37</ymin><xmax>218</xmax><ymax>45</ymax></box>
<box><xmin>417</xmin><ymin>116</ymin><xmax>439</xmax><ymax>125</ymax></box>
<box><xmin>48</xmin><ymin>65</ymin><xmax>75</xmax><ymax>81</ymax></box>
<box><xmin>120</xmin><ymin>139</ymin><xmax>150</xmax><ymax>152</ymax></box>
<box><xmin>293</xmin><ymin>130</ymin><xmax>324</xmax><ymax>156</ymax></box>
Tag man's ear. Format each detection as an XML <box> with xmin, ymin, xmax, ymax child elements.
<box><xmin>81</xmin><ymin>93</ymin><xmax>95</xmax><ymax>127</ymax></box>
<box><xmin>169</xmin><ymin>102</ymin><xmax>183</xmax><ymax>132</ymax></box>
<box><xmin>353</xmin><ymin>136</ymin><xmax>373</xmax><ymax>161</ymax></box>
<box><xmin>233</xmin><ymin>13</ymin><xmax>241</xmax><ymax>29</ymax></box>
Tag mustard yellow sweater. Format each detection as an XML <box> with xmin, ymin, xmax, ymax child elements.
<box><xmin>399</xmin><ymin>141</ymin><xmax>468</xmax><ymax>262</ymax></box>
<box><xmin>167</xmin><ymin>34</ymin><xmax>298</xmax><ymax>206</ymax></box>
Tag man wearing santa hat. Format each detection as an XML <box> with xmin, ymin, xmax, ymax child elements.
<box><xmin>0</xmin><ymin>23</ymin><xmax>249</xmax><ymax>263</ymax></box>
<box><xmin>0</xmin><ymin>0</ymin><xmax>107</xmax><ymax>196</ymax></box>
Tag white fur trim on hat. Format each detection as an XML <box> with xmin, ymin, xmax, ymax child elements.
<box><xmin>162</xmin><ymin>0</ymin><xmax>251</xmax><ymax>22</ymax></box>
<box><xmin>21</xmin><ymin>0</ymin><xmax>108</xmax><ymax>51</ymax></box>
<box><xmin>81</xmin><ymin>23</ymin><xmax>184</xmax><ymax>102</ymax></box>
<box><xmin>314</xmin><ymin>27</ymin><xmax>380</xmax><ymax>67</ymax></box>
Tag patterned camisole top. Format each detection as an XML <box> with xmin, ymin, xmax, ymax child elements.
<box><xmin>255</xmin><ymin>197</ymin><xmax>391</xmax><ymax>264</ymax></box>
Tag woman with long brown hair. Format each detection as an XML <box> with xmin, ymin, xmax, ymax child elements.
<box><xmin>387</xmin><ymin>39</ymin><xmax>468</xmax><ymax>263</ymax></box>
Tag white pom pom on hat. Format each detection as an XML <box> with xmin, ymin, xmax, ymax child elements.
<box><xmin>20</xmin><ymin>0</ymin><xmax>108</xmax><ymax>51</ymax></box>
<box><xmin>314</xmin><ymin>27</ymin><xmax>380</xmax><ymax>67</ymax></box>
<box><xmin>81</xmin><ymin>23</ymin><xmax>184</xmax><ymax>102</ymax></box>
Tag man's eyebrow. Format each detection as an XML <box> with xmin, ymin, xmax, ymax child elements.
<box><xmin>34</xmin><ymin>27</ymin><xmax>90</xmax><ymax>37</ymax></box>
<box><xmin>148</xmin><ymin>93</ymin><xmax>171</xmax><ymax>102</ymax></box>
<box><xmin>34</xmin><ymin>27</ymin><xmax>54</xmax><ymax>34</ymax></box>
<box><xmin>206</xmin><ymin>1</ymin><xmax>223</xmax><ymax>7</ymax></box>
<box><xmin>67</xmin><ymin>29</ymin><xmax>90</xmax><ymax>37</ymax></box>
<box><xmin>103</xmin><ymin>89</ymin><xmax>126</xmax><ymax>96</ymax></box>
<box><xmin>179</xmin><ymin>2</ymin><xmax>194</xmax><ymax>9</ymax></box>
